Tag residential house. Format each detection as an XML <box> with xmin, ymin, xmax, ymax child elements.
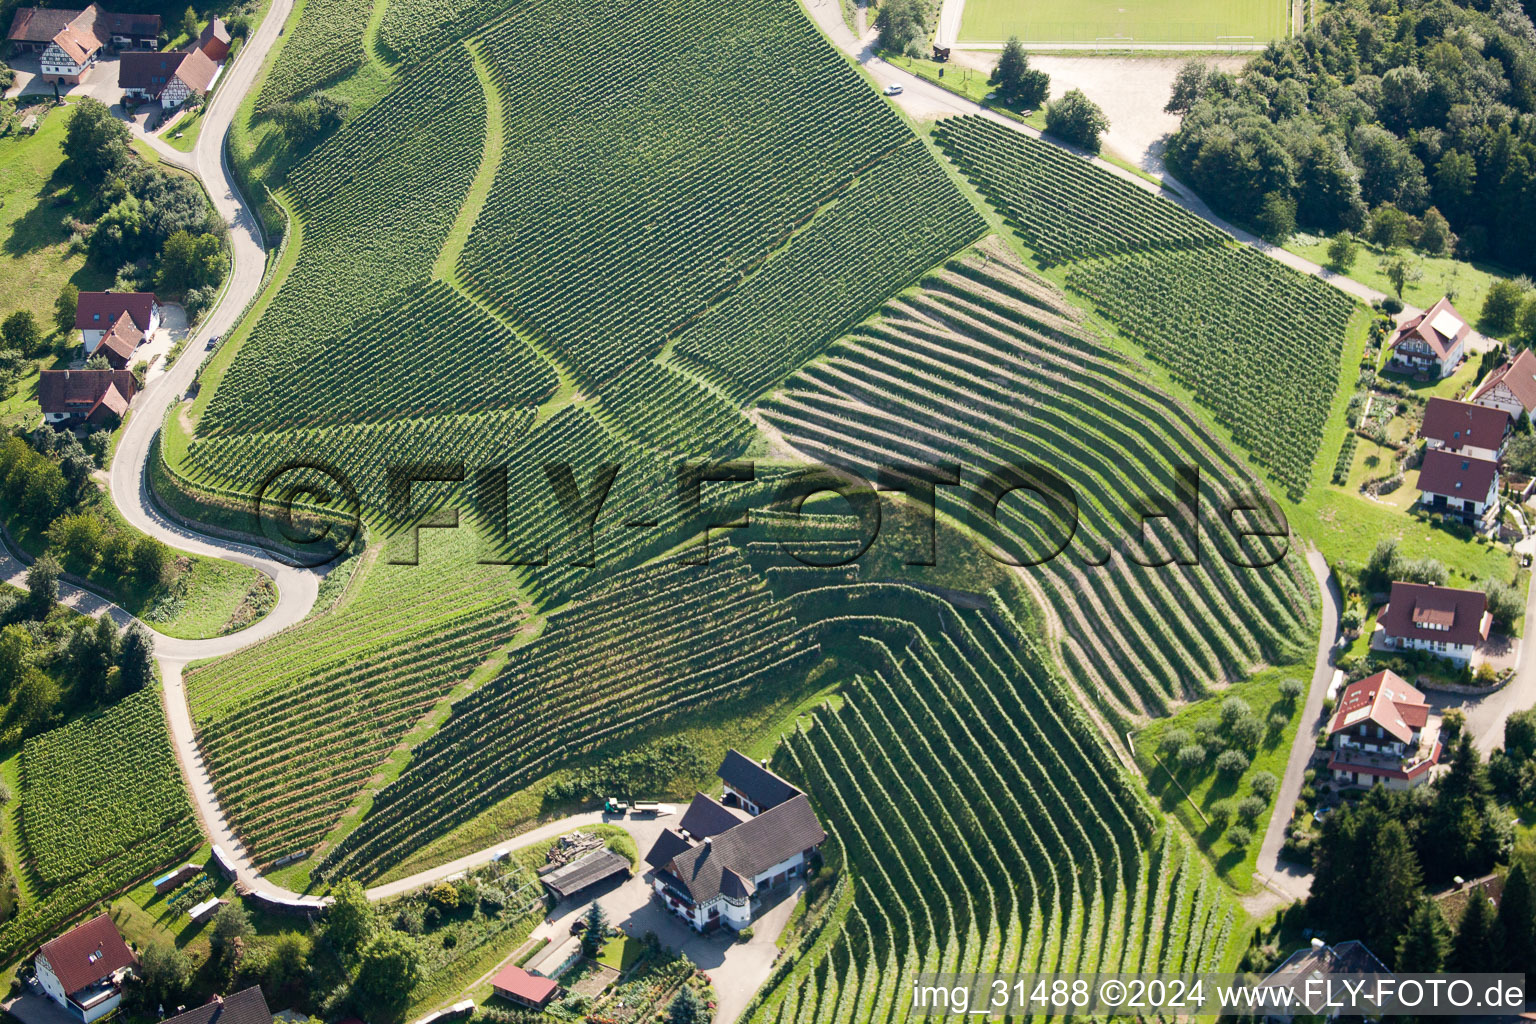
<box><xmin>1326</xmin><ymin>669</ymin><xmax>1442</xmax><ymax>788</ymax></box>
<box><xmin>1416</xmin><ymin>448</ymin><xmax>1500</xmax><ymax>528</ymax></box>
<box><xmin>33</xmin><ymin>913</ymin><xmax>138</xmax><ymax>1023</ymax></box>
<box><xmin>158</xmin><ymin>985</ymin><xmax>271</xmax><ymax>1024</ymax></box>
<box><xmin>1259</xmin><ymin>939</ymin><xmax>1392</xmax><ymax>1022</ymax></box>
<box><xmin>75</xmin><ymin>291</ymin><xmax>158</xmax><ymax>353</ymax></box>
<box><xmin>121</xmin><ymin>45</ymin><xmax>219</xmax><ymax>108</ymax></box>
<box><xmin>1379</xmin><ymin>580</ymin><xmax>1492</xmax><ymax>666</ymax></box>
<box><xmin>1387</xmin><ymin>296</ymin><xmax>1471</xmax><ymax>379</ymax></box>
<box><xmin>1419</xmin><ymin>397</ymin><xmax>1510</xmax><ymax>461</ymax></box>
<box><xmin>490</xmin><ymin>964</ymin><xmax>560</xmax><ymax>1010</ymax></box>
<box><xmin>646</xmin><ymin>751</ymin><xmax>825</xmax><ymax>933</ymax></box>
<box><xmin>8</xmin><ymin>5</ymin><xmax>160</xmax><ymax>83</ymax></box>
<box><xmin>38</xmin><ymin>368</ymin><xmax>136</xmax><ymax>427</ymax></box>
<box><xmin>1472</xmin><ymin>346</ymin><xmax>1536</xmax><ymax>421</ymax></box>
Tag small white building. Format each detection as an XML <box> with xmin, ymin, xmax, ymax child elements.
<box><xmin>33</xmin><ymin>913</ymin><xmax>138</xmax><ymax>1023</ymax></box>
<box><xmin>1378</xmin><ymin>580</ymin><xmax>1492</xmax><ymax>667</ymax></box>
<box><xmin>645</xmin><ymin>751</ymin><xmax>825</xmax><ymax>933</ymax></box>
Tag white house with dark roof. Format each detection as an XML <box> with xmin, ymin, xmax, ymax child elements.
<box><xmin>1416</xmin><ymin>448</ymin><xmax>1499</xmax><ymax>528</ymax></box>
<box><xmin>1378</xmin><ymin>580</ymin><xmax>1491</xmax><ymax>666</ymax></box>
<box><xmin>645</xmin><ymin>751</ymin><xmax>825</xmax><ymax>933</ymax></box>
<box><xmin>1388</xmin><ymin>297</ymin><xmax>1470</xmax><ymax>379</ymax></box>
<box><xmin>1419</xmin><ymin>397</ymin><xmax>1509</xmax><ymax>462</ymax></box>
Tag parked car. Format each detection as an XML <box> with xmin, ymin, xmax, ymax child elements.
<box><xmin>206</xmin><ymin>334</ymin><xmax>219</xmax><ymax>350</ymax></box>
<box><xmin>883</xmin><ymin>83</ymin><xmax>903</xmax><ymax>96</ymax></box>
<box><xmin>570</xmin><ymin>918</ymin><xmax>588</xmax><ymax>934</ymax></box>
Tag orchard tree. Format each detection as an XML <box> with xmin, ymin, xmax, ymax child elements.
<box><xmin>2</xmin><ymin>311</ymin><xmax>42</xmax><ymax>357</ymax></box>
<box><xmin>53</xmin><ymin>283</ymin><xmax>78</xmax><ymax>337</ymax></box>
<box><xmin>1326</xmin><ymin>232</ymin><xmax>1359</xmax><ymax>273</ymax></box>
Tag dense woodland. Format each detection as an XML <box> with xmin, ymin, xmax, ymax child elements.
<box><xmin>1166</xmin><ymin>0</ymin><xmax>1536</xmax><ymax>270</ymax></box>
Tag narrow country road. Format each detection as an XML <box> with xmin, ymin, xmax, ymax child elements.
<box><xmin>800</xmin><ymin>0</ymin><xmax>1409</xmax><ymax>315</ymax></box>
<box><xmin>1252</xmin><ymin>548</ymin><xmax>1340</xmax><ymax>905</ymax></box>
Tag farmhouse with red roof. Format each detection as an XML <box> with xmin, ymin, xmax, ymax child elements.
<box><xmin>1326</xmin><ymin>670</ymin><xmax>1442</xmax><ymax>788</ymax></box>
<box><xmin>490</xmin><ymin>963</ymin><xmax>560</xmax><ymax>1010</ymax></box>
<box><xmin>7</xmin><ymin>5</ymin><xmax>161</xmax><ymax>84</ymax></box>
<box><xmin>75</xmin><ymin>291</ymin><xmax>159</xmax><ymax>355</ymax></box>
<box><xmin>1379</xmin><ymin>580</ymin><xmax>1491</xmax><ymax>667</ymax></box>
<box><xmin>1416</xmin><ymin>448</ymin><xmax>1500</xmax><ymax>529</ymax></box>
<box><xmin>33</xmin><ymin>913</ymin><xmax>138</xmax><ymax>1022</ymax></box>
<box><xmin>1473</xmin><ymin>347</ymin><xmax>1536</xmax><ymax>420</ymax></box>
<box><xmin>1419</xmin><ymin>397</ymin><xmax>1509</xmax><ymax>462</ymax></box>
<box><xmin>38</xmin><ymin>368</ymin><xmax>137</xmax><ymax>427</ymax></box>
<box><xmin>1388</xmin><ymin>296</ymin><xmax>1471</xmax><ymax>379</ymax></box>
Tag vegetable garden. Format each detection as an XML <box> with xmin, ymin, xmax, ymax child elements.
<box><xmin>934</xmin><ymin>116</ymin><xmax>1356</xmax><ymax>502</ymax></box>
<box><xmin>2</xmin><ymin>690</ymin><xmax>199</xmax><ymax>963</ymax></box>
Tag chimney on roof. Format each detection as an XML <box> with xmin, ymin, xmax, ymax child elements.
<box><xmin>1310</xmin><ymin>938</ymin><xmax>1326</xmax><ymax>951</ymax></box>
<box><xmin>704</xmin><ymin>836</ymin><xmax>713</xmax><ymax>847</ymax></box>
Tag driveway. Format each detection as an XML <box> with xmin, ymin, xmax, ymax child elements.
<box><xmin>0</xmin><ymin>992</ymin><xmax>79</xmax><ymax>1024</ymax></box>
<box><xmin>1253</xmin><ymin>547</ymin><xmax>1340</xmax><ymax>905</ymax></box>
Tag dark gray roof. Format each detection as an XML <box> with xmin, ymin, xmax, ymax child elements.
<box><xmin>678</xmin><ymin>792</ymin><xmax>748</xmax><ymax>839</ymax></box>
<box><xmin>160</xmin><ymin>987</ymin><xmax>272</xmax><ymax>1024</ymax></box>
<box><xmin>660</xmin><ymin>794</ymin><xmax>825</xmax><ymax>905</ymax></box>
<box><xmin>718</xmin><ymin>749</ymin><xmax>801</xmax><ymax>810</ymax></box>
<box><xmin>542</xmin><ymin>849</ymin><xmax>630</xmax><ymax>900</ymax></box>
<box><xmin>644</xmin><ymin>828</ymin><xmax>694</xmax><ymax>870</ymax></box>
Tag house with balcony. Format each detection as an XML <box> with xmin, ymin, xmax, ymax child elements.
<box><xmin>33</xmin><ymin>914</ymin><xmax>138</xmax><ymax>1023</ymax></box>
<box><xmin>1387</xmin><ymin>296</ymin><xmax>1471</xmax><ymax>379</ymax></box>
<box><xmin>645</xmin><ymin>751</ymin><xmax>825</xmax><ymax>933</ymax></box>
<box><xmin>1419</xmin><ymin>397</ymin><xmax>1510</xmax><ymax>462</ymax></box>
<box><xmin>1416</xmin><ymin>448</ymin><xmax>1499</xmax><ymax>529</ymax></box>
<box><xmin>1326</xmin><ymin>670</ymin><xmax>1442</xmax><ymax>789</ymax></box>
<box><xmin>1379</xmin><ymin>580</ymin><xmax>1491</xmax><ymax>667</ymax></box>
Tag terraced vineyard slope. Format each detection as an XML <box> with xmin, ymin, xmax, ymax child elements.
<box><xmin>318</xmin><ymin>546</ymin><xmax>820</xmax><ymax>880</ymax></box>
<box><xmin>746</xmin><ymin>584</ymin><xmax>1241</xmax><ymax>1024</ymax></box>
<box><xmin>762</xmin><ymin>241</ymin><xmax>1316</xmax><ymax>723</ymax></box>
<box><xmin>934</xmin><ymin>116</ymin><xmax>1356</xmax><ymax>502</ymax></box>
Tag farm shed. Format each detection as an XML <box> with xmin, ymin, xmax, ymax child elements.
<box><xmin>490</xmin><ymin>964</ymin><xmax>560</xmax><ymax>1009</ymax></box>
<box><xmin>153</xmin><ymin>862</ymin><xmax>202</xmax><ymax>895</ymax></box>
<box><xmin>540</xmin><ymin>849</ymin><xmax>630</xmax><ymax>900</ymax></box>
<box><xmin>188</xmin><ymin>897</ymin><xmax>223</xmax><ymax>923</ymax></box>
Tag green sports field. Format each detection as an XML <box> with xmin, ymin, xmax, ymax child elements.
<box><xmin>958</xmin><ymin>0</ymin><xmax>1291</xmax><ymax>44</ymax></box>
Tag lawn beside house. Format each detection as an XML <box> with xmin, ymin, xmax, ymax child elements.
<box><xmin>1287</xmin><ymin>233</ymin><xmax>1512</xmax><ymax>324</ymax></box>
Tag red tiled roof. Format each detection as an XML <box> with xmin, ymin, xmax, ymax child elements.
<box><xmin>1327</xmin><ymin>669</ymin><xmax>1429</xmax><ymax>745</ymax></box>
<box><xmin>37</xmin><ymin>913</ymin><xmax>136</xmax><ymax>996</ymax></box>
<box><xmin>50</xmin><ymin>22</ymin><xmax>99</xmax><ymax>63</ymax></box>
<box><xmin>1421</xmin><ymin>397</ymin><xmax>1509</xmax><ymax>451</ymax></box>
<box><xmin>171</xmin><ymin>46</ymin><xmax>218</xmax><ymax>94</ymax></box>
<box><xmin>490</xmin><ymin>964</ymin><xmax>559</xmax><ymax>1004</ymax></box>
<box><xmin>1416</xmin><ymin>448</ymin><xmax>1498</xmax><ymax>500</ymax></box>
<box><xmin>96</xmin><ymin>311</ymin><xmax>143</xmax><ymax>369</ymax></box>
<box><xmin>1474</xmin><ymin>347</ymin><xmax>1536</xmax><ymax>415</ymax></box>
<box><xmin>1328</xmin><ymin>740</ymin><xmax>1441</xmax><ymax>780</ymax></box>
<box><xmin>1379</xmin><ymin>581</ymin><xmax>1491</xmax><ymax>648</ymax></box>
<box><xmin>37</xmin><ymin>368</ymin><xmax>137</xmax><ymax>418</ymax></box>
<box><xmin>99</xmin><ymin>9</ymin><xmax>160</xmax><ymax>36</ymax></box>
<box><xmin>76</xmin><ymin>291</ymin><xmax>155</xmax><ymax>332</ymax></box>
<box><xmin>1391</xmin><ymin>296</ymin><xmax>1471</xmax><ymax>361</ymax></box>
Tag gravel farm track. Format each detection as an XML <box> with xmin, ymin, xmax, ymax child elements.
<box><xmin>2</xmin><ymin>0</ymin><xmax>1502</xmax><ymax>915</ymax></box>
